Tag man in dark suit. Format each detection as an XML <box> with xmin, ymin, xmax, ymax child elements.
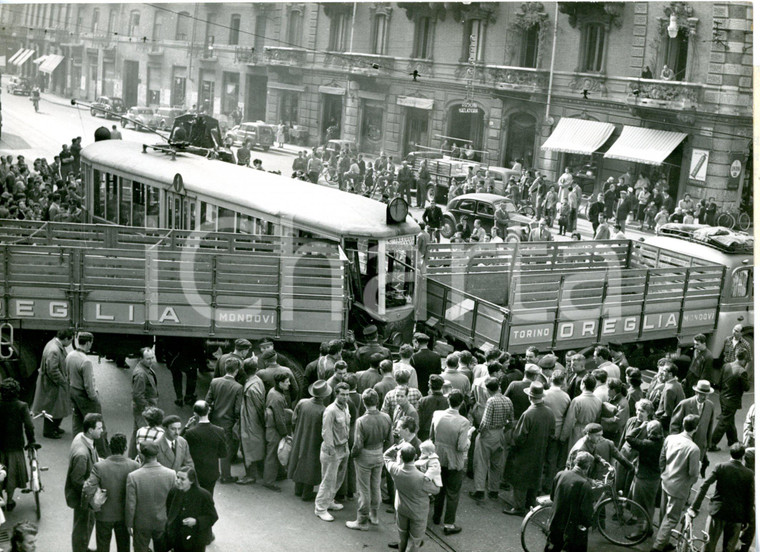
<box><xmin>710</xmin><ymin>349</ymin><xmax>751</xmax><ymax>451</ymax></box>
<box><xmin>83</xmin><ymin>433</ymin><xmax>139</xmax><ymax>552</ymax></box>
<box><xmin>670</xmin><ymin>380</ymin><xmax>715</xmax><ymax>461</ymax></box>
<box><xmin>683</xmin><ymin>334</ymin><xmax>714</xmax><ymax>397</ymax></box>
<box><xmin>356</xmin><ymin>326</ymin><xmax>390</xmax><ymax>371</ymax></box>
<box><xmin>546</xmin><ymin>451</ymin><xmax>595</xmax><ymax>552</ymax></box>
<box><xmin>183</xmin><ymin>401</ymin><xmax>227</xmax><ymax>496</ymax></box>
<box><xmin>65</xmin><ymin>412</ymin><xmax>103</xmax><ymax>552</ymax></box>
<box><xmin>587</xmin><ymin>193</ymin><xmax>604</xmax><ymax>235</ymax></box>
<box><xmin>410</xmin><ymin>333</ymin><xmax>441</xmax><ymax>396</ymax></box>
<box><xmin>206</xmin><ymin>358</ymin><xmax>243</xmax><ymax>483</ymax></box>
<box><xmin>689</xmin><ymin>443</ymin><xmax>754</xmax><ymax>552</ymax></box>
<box><xmin>397</xmin><ymin>160</ymin><xmax>414</xmax><ymax>205</ymax></box>
<box><xmin>125</xmin><ymin>442</ymin><xmax>176</xmax><ymax>552</ymax></box>
<box><xmin>130</xmin><ymin>347</ymin><xmax>159</xmax><ymax>457</ymax></box>
<box><xmin>213</xmin><ymin>338</ymin><xmax>251</xmax><ymax>385</ymax></box>
<box><xmin>156</xmin><ymin>415</ymin><xmax>194</xmax><ymax>472</ymax></box>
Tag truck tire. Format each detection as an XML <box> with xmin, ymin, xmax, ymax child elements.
<box><xmin>506</xmin><ymin>232</ymin><xmax>521</xmax><ymax>244</ymax></box>
<box><xmin>276</xmin><ymin>350</ymin><xmax>305</xmax><ymax>399</ymax></box>
<box><xmin>440</xmin><ymin>216</ymin><xmax>456</xmax><ymax>239</ymax></box>
<box><xmin>426</xmin><ymin>186</ymin><xmax>436</xmax><ymax>204</ymax></box>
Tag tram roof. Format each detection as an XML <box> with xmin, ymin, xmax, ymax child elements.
<box><xmin>81</xmin><ymin>140</ymin><xmax>420</xmax><ymax>240</ymax></box>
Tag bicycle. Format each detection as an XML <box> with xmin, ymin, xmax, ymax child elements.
<box><xmin>715</xmin><ymin>206</ymin><xmax>751</xmax><ymax>232</ymax></box>
<box><xmin>21</xmin><ymin>411</ymin><xmax>49</xmax><ymax>519</ymax></box>
<box><xmin>520</xmin><ymin>464</ymin><xmax>652</xmax><ymax>552</ymax></box>
<box><xmin>673</xmin><ymin>509</ymin><xmax>709</xmax><ymax>552</ymax></box>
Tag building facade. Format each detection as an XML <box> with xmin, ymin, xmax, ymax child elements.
<box><xmin>0</xmin><ymin>2</ymin><xmax>752</xmax><ymax>207</ymax></box>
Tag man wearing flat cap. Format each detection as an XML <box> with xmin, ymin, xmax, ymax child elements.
<box><xmin>356</xmin><ymin>325</ymin><xmax>390</xmax><ymax>371</ymax></box>
<box><xmin>289</xmin><ymin>380</ymin><xmax>332</xmax><ymax>501</ymax></box>
<box><xmin>214</xmin><ymin>339</ymin><xmax>253</xmax><ymax>386</ymax></box>
<box><xmin>567</xmin><ymin>422</ymin><xmax>633</xmax><ymax>481</ymax></box>
<box><xmin>257</xmin><ymin>349</ymin><xmax>299</xmax><ymax>406</ymax></box>
<box><xmin>504</xmin><ymin>381</ymin><xmax>554</xmax><ymax>516</ymax></box>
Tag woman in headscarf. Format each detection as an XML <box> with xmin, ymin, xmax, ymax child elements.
<box><xmin>166</xmin><ymin>467</ymin><xmax>218</xmax><ymax>552</ymax></box>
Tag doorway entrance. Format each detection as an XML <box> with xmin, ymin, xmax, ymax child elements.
<box><xmin>245</xmin><ymin>74</ymin><xmax>267</xmax><ymax>122</ymax></box>
<box><xmin>122</xmin><ymin>60</ymin><xmax>139</xmax><ymax>108</ymax></box>
<box><xmin>504</xmin><ymin>112</ymin><xmax>537</xmax><ymax>168</ymax></box>
<box><xmin>360</xmin><ymin>101</ymin><xmax>383</xmax><ymax>155</ymax></box>
<box><xmin>403</xmin><ymin>107</ymin><xmax>430</xmax><ymax>156</ymax></box>
<box><xmin>321</xmin><ymin>94</ymin><xmax>343</xmax><ymax>143</ymax></box>
<box><xmin>447</xmin><ymin>104</ymin><xmax>485</xmax><ymax>160</ymax></box>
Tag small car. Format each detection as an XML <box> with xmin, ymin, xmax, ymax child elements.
<box><xmin>6</xmin><ymin>77</ymin><xmax>31</xmax><ymax>96</ymax></box>
<box><xmin>90</xmin><ymin>96</ymin><xmax>126</xmax><ymax>119</ymax></box>
<box><xmin>153</xmin><ymin>107</ymin><xmax>185</xmax><ymax>131</ymax></box>
<box><xmin>440</xmin><ymin>193</ymin><xmax>535</xmax><ymax>242</ymax></box>
<box><xmin>224</xmin><ymin>121</ymin><xmax>274</xmax><ymax>151</ymax></box>
<box><xmin>122</xmin><ymin>107</ymin><xmax>158</xmax><ymax>131</ymax></box>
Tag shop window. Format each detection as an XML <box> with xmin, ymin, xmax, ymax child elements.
<box><xmin>371</xmin><ymin>13</ymin><xmax>388</xmax><ymax>55</ymax></box>
<box><xmin>175</xmin><ymin>11</ymin><xmax>190</xmax><ymax>41</ymax></box>
<box><xmin>519</xmin><ymin>24</ymin><xmax>539</xmax><ymax>68</ymax></box>
<box><xmin>91</xmin><ymin>8</ymin><xmax>99</xmax><ymax>33</ymax></box>
<box><xmin>287</xmin><ymin>9</ymin><xmax>303</xmax><ymax>47</ymax></box>
<box><xmin>229</xmin><ymin>14</ymin><xmax>241</xmax><ymax>45</ymax></box>
<box><xmin>128</xmin><ymin>10</ymin><xmax>140</xmax><ymax>36</ymax></box>
<box><xmin>580</xmin><ymin>23</ymin><xmax>605</xmax><ymax>72</ymax></box>
<box><xmin>146</xmin><ymin>186</ymin><xmax>160</xmax><ymax>228</ymax></box>
<box><xmin>462</xmin><ymin>19</ymin><xmax>486</xmax><ymax>62</ymax></box>
<box><xmin>328</xmin><ymin>12</ymin><xmax>348</xmax><ymax>52</ymax></box>
<box><xmin>412</xmin><ymin>16</ymin><xmax>431</xmax><ymax>59</ymax></box>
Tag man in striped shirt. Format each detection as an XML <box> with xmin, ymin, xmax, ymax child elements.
<box><xmin>381</xmin><ymin>371</ymin><xmax>423</xmax><ymax>415</ymax></box>
<box><xmin>469</xmin><ymin>377</ymin><xmax>513</xmax><ymax>501</ymax></box>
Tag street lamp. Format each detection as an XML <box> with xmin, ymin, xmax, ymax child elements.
<box><xmin>667</xmin><ymin>14</ymin><xmax>679</xmax><ymax>38</ymax></box>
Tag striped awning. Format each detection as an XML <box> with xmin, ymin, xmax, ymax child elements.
<box><xmin>8</xmin><ymin>48</ymin><xmax>26</xmax><ymax>64</ymax></box>
<box><xmin>540</xmin><ymin>117</ymin><xmax>616</xmax><ymax>155</ymax></box>
<box><xmin>604</xmin><ymin>126</ymin><xmax>688</xmax><ymax>165</ymax></box>
<box><xmin>39</xmin><ymin>54</ymin><xmax>65</xmax><ymax>74</ymax></box>
<box><xmin>12</xmin><ymin>49</ymin><xmax>35</xmax><ymax>67</ymax></box>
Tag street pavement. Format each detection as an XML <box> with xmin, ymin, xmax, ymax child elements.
<box><xmin>0</xmin><ymin>79</ymin><xmax>754</xmax><ymax>552</ymax></box>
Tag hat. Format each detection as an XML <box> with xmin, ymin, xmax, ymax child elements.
<box><xmin>234</xmin><ymin>338</ymin><xmax>252</xmax><ymax>350</ymax></box>
<box><xmin>538</xmin><ymin>355</ymin><xmax>557</xmax><ymax>370</ymax></box>
<box><xmin>584</xmin><ymin>423</ymin><xmax>603</xmax><ymax>435</ymax></box>
<box><xmin>606</xmin><ymin>177</ymin><xmax>615</xmax><ymax>183</ymax></box>
<box><xmin>363</xmin><ymin>325</ymin><xmax>378</xmax><ymax>338</ymax></box>
<box><xmin>261</xmin><ymin>349</ymin><xmax>277</xmax><ymax>362</ymax></box>
<box><xmin>693</xmin><ymin>380</ymin><xmax>713</xmax><ymax>395</ymax></box>
<box><xmin>413</xmin><ymin>332</ymin><xmax>430</xmax><ymax>342</ymax></box>
<box><xmin>524</xmin><ymin>381</ymin><xmax>545</xmax><ymax>399</ymax></box>
<box><xmin>524</xmin><ymin>363</ymin><xmax>541</xmax><ymax>375</ymax></box>
<box><xmin>308</xmin><ymin>380</ymin><xmax>332</xmax><ymax>399</ymax></box>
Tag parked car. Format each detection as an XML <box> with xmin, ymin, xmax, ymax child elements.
<box><xmin>6</xmin><ymin>77</ymin><xmax>31</xmax><ymax>96</ymax></box>
<box><xmin>90</xmin><ymin>96</ymin><xmax>126</xmax><ymax>119</ymax></box>
<box><xmin>481</xmin><ymin>166</ymin><xmax>522</xmax><ymax>195</ymax></box>
<box><xmin>122</xmin><ymin>107</ymin><xmax>158</xmax><ymax>131</ymax></box>
<box><xmin>224</xmin><ymin>121</ymin><xmax>274</xmax><ymax>151</ymax></box>
<box><xmin>154</xmin><ymin>107</ymin><xmax>185</xmax><ymax>131</ymax></box>
<box><xmin>440</xmin><ymin>193</ymin><xmax>536</xmax><ymax>242</ymax></box>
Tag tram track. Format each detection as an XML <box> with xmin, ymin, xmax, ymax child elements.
<box><xmin>425</xmin><ymin>527</ymin><xmax>459</xmax><ymax>552</ymax></box>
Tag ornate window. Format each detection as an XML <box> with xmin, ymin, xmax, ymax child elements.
<box><xmin>91</xmin><ymin>8</ymin><xmax>100</xmax><ymax>33</ymax></box>
<box><xmin>286</xmin><ymin>6</ymin><xmax>304</xmax><ymax>47</ymax></box>
<box><xmin>371</xmin><ymin>13</ymin><xmax>389</xmax><ymax>55</ymax></box>
<box><xmin>229</xmin><ymin>14</ymin><xmax>241</xmax><ymax>45</ymax></box>
<box><xmin>412</xmin><ymin>16</ymin><xmax>432</xmax><ymax>59</ymax></box>
<box><xmin>175</xmin><ymin>11</ymin><xmax>190</xmax><ymax>41</ymax></box>
<box><xmin>328</xmin><ymin>12</ymin><xmax>348</xmax><ymax>51</ymax></box>
<box><xmin>657</xmin><ymin>3</ymin><xmax>697</xmax><ymax>82</ymax></box>
<box><xmin>509</xmin><ymin>3</ymin><xmax>549</xmax><ymax>69</ymax></box>
<box><xmin>580</xmin><ymin>23</ymin><xmax>605</xmax><ymax>72</ymax></box>
<box><xmin>520</xmin><ymin>25</ymin><xmax>539</xmax><ymax>68</ymax></box>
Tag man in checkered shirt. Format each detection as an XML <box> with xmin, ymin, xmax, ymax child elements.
<box><xmin>380</xmin><ymin>370</ymin><xmax>423</xmax><ymax>416</ymax></box>
<box><xmin>469</xmin><ymin>377</ymin><xmax>513</xmax><ymax>501</ymax></box>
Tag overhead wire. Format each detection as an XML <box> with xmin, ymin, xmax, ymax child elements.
<box><xmin>2</xmin><ymin>3</ymin><xmax>751</xmax><ymax>142</ymax></box>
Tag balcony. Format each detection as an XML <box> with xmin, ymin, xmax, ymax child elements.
<box><xmin>235</xmin><ymin>46</ymin><xmax>263</xmax><ymax>65</ymax></box>
<box><xmin>323</xmin><ymin>52</ymin><xmax>395</xmax><ymax>77</ymax></box>
<box><xmin>625</xmin><ymin>78</ymin><xmax>703</xmax><ymax>111</ymax></box>
<box><xmin>488</xmin><ymin>66</ymin><xmax>549</xmax><ymax>93</ymax></box>
<box><xmin>263</xmin><ymin>47</ymin><xmax>307</xmax><ymax>68</ymax></box>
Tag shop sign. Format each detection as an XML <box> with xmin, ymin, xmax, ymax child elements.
<box><xmin>458</xmin><ymin>102</ymin><xmax>479</xmax><ymax>114</ymax></box>
<box><xmin>688</xmin><ymin>148</ymin><xmax>709</xmax><ymax>182</ymax></box>
<box><xmin>727</xmin><ymin>151</ymin><xmax>744</xmax><ymax>190</ymax></box>
<box><xmin>396</xmin><ymin>96</ymin><xmax>433</xmax><ymax>110</ymax></box>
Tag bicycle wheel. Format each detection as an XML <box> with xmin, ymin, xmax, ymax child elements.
<box><xmin>34</xmin><ymin>486</ymin><xmax>41</xmax><ymax>519</ymax></box>
<box><xmin>594</xmin><ymin>496</ymin><xmax>652</xmax><ymax>547</ymax></box>
<box><xmin>737</xmin><ymin>211</ymin><xmax>751</xmax><ymax>231</ymax></box>
<box><xmin>520</xmin><ymin>504</ymin><xmax>552</xmax><ymax>552</ymax></box>
<box><xmin>716</xmin><ymin>212</ymin><xmax>735</xmax><ymax>229</ymax></box>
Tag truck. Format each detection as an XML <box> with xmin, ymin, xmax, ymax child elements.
<box><xmin>419</xmin><ymin>238</ymin><xmax>740</xmax><ymax>366</ymax></box>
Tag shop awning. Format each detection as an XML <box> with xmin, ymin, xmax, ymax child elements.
<box><xmin>604</xmin><ymin>126</ymin><xmax>687</xmax><ymax>165</ymax></box>
<box><xmin>39</xmin><ymin>54</ymin><xmax>65</xmax><ymax>74</ymax></box>
<box><xmin>12</xmin><ymin>49</ymin><xmax>35</xmax><ymax>67</ymax></box>
<box><xmin>540</xmin><ymin>117</ymin><xmax>616</xmax><ymax>155</ymax></box>
<box><xmin>8</xmin><ymin>48</ymin><xmax>26</xmax><ymax>65</ymax></box>
<box><xmin>32</xmin><ymin>55</ymin><xmax>48</xmax><ymax>64</ymax></box>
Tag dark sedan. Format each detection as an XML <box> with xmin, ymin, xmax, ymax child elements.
<box><xmin>440</xmin><ymin>193</ymin><xmax>536</xmax><ymax>241</ymax></box>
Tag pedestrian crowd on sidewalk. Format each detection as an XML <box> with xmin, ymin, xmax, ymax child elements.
<box><xmin>0</xmin><ymin>322</ymin><xmax>754</xmax><ymax>552</ymax></box>
<box><xmin>0</xmin><ymin>137</ymin><xmax>86</xmax><ymax>223</ymax></box>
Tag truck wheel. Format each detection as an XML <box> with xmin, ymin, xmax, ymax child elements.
<box><xmin>275</xmin><ymin>350</ymin><xmax>305</xmax><ymax>399</ymax></box>
<box><xmin>506</xmin><ymin>232</ymin><xmax>521</xmax><ymax>244</ymax></box>
<box><xmin>426</xmin><ymin>186</ymin><xmax>436</xmax><ymax>204</ymax></box>
<box><xmin>440</xmin><ymin>217</ymin><xmax>456</xmax><ymax>239</ymax></box>
<box><xmin>90</xmin><ymin>108</ymin><xmax>97</xmax><ymax>117</ymax></box>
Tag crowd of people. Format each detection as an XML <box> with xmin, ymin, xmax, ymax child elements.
<box><xmin>0</xmin><ymin>322</ymin><xmax>754</xmax><ymax>552</ymax></box>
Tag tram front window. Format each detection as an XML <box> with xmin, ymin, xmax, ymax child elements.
<box><xmin>384</xmin><ymin>237</ymin><xmax>414</xmax><ymax>308</ymax></box>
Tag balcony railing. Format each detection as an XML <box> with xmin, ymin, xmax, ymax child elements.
<box><xmin>626</xmin><ymin>78</ymin><xmax>703</xmax><ymax>110</ymax></box>
<box><xmin>235</xmin><ymin>46</ymin><xmax>262</xmax><ymax>65</ymax></box>
<box><xmin>263</xmin><ymin>46</ymin><xmax>307</xmax><ymax>68</ymax></box>
<box><xmin>323</xmin><ymin>52</ymin><xmax>395</xmax><ymax>77</ymax></box>
<box><xmin>488</xmin><ymin>66</ymin><xmax>549</xmax><ymax>93</ymax></box>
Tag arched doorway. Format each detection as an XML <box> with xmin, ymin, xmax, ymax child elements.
<box><xmin>447</xmin><ymin>103</ymin><xmax>485</xmax><ymax>159</ymax></box>
<box><xmin>504</xmin><ymin>112</ymin><xmax>536</xmax><ymax>168</ymax></box>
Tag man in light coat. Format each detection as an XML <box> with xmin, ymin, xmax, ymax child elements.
<box><xmin>238</xmin><ymin>358</ymin><xmax>266</xmax><ymax>485</ymax></box>
<box><xmin>32</xmin><ymin>328</ymin><xmax>74</xmax><ymax>438</ymax></box>
<box><xmin>561</xmin><ymin>374</ymin><xmax>603</xmax><ymax>449</ymax></box>
<box><xmin>82</xmin><ymin>433</ymin><xmax>139</xmax><ymax>552</ymax></box>
<box><xmin>125</xmin><ymin>442</ymin><xmax>176</xmax><ymax>552</ymax></box>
